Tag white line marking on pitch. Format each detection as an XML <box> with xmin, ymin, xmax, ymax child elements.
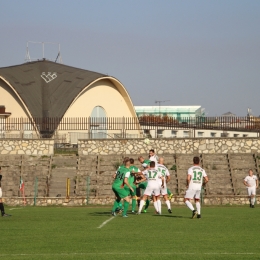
<box><xmin>9</xmin><ymin>208</ymin><xmax>23</xmax><ymax>211</ymax></box>
<box><xmin>97</xmin><ymin>217</ymin><xmax>115</xmax><ymax>228</ymax></box>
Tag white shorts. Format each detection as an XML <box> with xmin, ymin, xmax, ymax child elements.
<box><xmin>144</xmin><ymin>183</ymin><xmax>160</xmax><ymax>197</ymax></box>
<box><xmin>0</xmin><ymin>188</ymin><xmax>2</xmax><ymax>198</ymax></box>
<box><xmin>185</xmin><ymin>189</ymin><xmax>201</xmax><ymax>199</ymax></box>
<box><xmin>247</xmin><ymin>187</ymin><xmax>256</xmax><ymax>196</ymax></box>
<box><xmin>160</xmin><ymin>185</ymin><xmax>168</xmax><ymax>196</ymax></box>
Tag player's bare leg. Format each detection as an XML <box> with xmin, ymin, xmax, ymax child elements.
<box><xmin>184</xmin><ymin>198</ymin><xmax>197</xmax><ymax>218</ymax></box>
<box><xmin>152</xmin><ymin>194</ymin><xmax>159</xmax><ymax>214</ymax></box>
<box><xmin>122</xmin><ymin>196</ymin><xmax>131</xmax><ymax>217</ymax></box>
<box><xmin>137</xmin><ymin>195</ymin><xmax>149</xmax><ymax>214</ymax></box>
<box><xmin>195</xmin><ymin>199</ymin><xmax>201</xmax><ymax>218</ymax></box>
<box><xmin>251</xmin><ymin>194</ymin><xmax>255</xmax><ymax>208</ymax></box>
<box><xmin>155</xmin><ymin>195</ymin><xmax>161</xmax><ymax>214</ymax></box>
<box><xmin>112</xmin><ymin>196</ymin><xmax>121</xmax><ymax>216</ymax></box>
<box><xmin>163</xmin><ymin>194</ymin><xmax>172</xmax><ymax>213</ymax></box>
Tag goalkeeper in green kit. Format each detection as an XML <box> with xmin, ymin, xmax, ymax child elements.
<box><xmin>111</xmin><ymin>157</ymin><xmax>134</xmax><ymax>217</ymax></box>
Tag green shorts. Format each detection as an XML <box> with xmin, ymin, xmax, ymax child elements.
<box><xmin>138</xmin><ymin>182</ymin><xmax>147</xmax><ymax>190</ymax></box>
<box><xmin>124</xmin><ymin>185</ymin><xmax>136</xmax><ymax>196</ymax></box>
<box><xmin>112</xmin><ymin>184</ymin><xmax>129</xmax><ymax>199</ymax></box>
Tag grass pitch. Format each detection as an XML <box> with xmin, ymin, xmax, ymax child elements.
<box><xmin>1</xmin><ymin>205</ymin><xmax>259</xmax><ymax>260</ymax></box>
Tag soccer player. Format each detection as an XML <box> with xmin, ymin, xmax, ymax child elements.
<box><xmin>184</xmin><ymin>157</ymin><xmax>208</xmax><ymax>219</ymax></box>
<box><xmin>157</xmin><ymin>157</ymin><xmax>174</xmax><ymax>199</ymax></box>
<box><xmin>137</xmin><ymin>161</ymin><xmax>164</xmax><ymax>214</ymax></box>
<box><xmin>149</xmin><ymin>149</ymin><xmax>158</xmax><ymax>164</ymax></box>
<box><xmin>243</xmin><ymin>169</ymin><xmax>258</xmax><ymax>208</ymax></box>
<box><xmin>125</xmin><ymin>158</ymin><xmax>140</xmax><ymax>213</ymax></box>
<box><xmin>111</xmin><ymin>158</ymin><xmax>134</xmax><ymax>217</ymax></box>
<box><xmin>0</xmin><ymin>167</ymin><xmax>11</xmax><ymax>217</ymax></box>
<box><xmin>157</xmin><ymin>158</ymin><xmax>172</xmax><ymax>213</ymax></box>
<box><xmin>138</xmin><ymin>156</ymin><xmax>150</xmax><ymax>166</ymax></box>
<box><xmin>135</xmin><ymin>163</ymin><xmax>151</xmax><ymax>213</ymax></box>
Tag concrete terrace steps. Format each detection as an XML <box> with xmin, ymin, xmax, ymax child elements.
<box><xmin>0</xmin><ymin>153</ymin><xmax>260</xmax><ymax>198</ymax></box>
<box><xmin>48</xmin><ymin>155</ymin><xmax>77</xmax><ymax>197</ymax></box>
<box><xmin>0</xmin><ymin>155</ymin><xmax>52</xmax><ymax>197</ymax></box>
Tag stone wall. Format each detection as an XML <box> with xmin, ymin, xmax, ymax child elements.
<box><xmin>78</xmin><ymin>138</ymin><xmax>260</xmax><ymax>155</ymax></box>
<box><xmin>0</xmin><ymin>139</ymin><xmax>54</xmax><ymax>155</ymax></box>
<box><xmin>3</xmin><ymin>195</ymin><xmax>259</xmax><ymax>206</ymax></box>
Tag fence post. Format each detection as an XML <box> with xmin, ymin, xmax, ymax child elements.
<box><xmin>66</xmin><ymin>178</ymin><xmax>70</xmax><ymax>199</ymax></box>
<box><xmin>34</xmin><ymin>177</ymin><xmax>38</xmax><ymax>206</ymax></box>
<box><xmin>86</xmin><ymin>176</ymin><xmax>90</xmax><ymax>205</ymax></box>
<box><xmin>200</xmin><ymin>187</ymin><xmax>204</xmax><ymax>205</ymax></box>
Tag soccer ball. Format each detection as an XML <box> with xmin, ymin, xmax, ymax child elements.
<box><xmin>144</xmin><ymin>138</ymin><xmax>150</xmax><ymax>145</ymax></box>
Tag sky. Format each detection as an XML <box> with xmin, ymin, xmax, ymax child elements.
<box><xmin>1</xmin><ymin>0</ymin><xmax>260</xmax><ymax>116</ymax></box>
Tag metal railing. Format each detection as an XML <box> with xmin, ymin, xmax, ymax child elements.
<box><xmin>0</xmin><ymin>116</ymin><xmax>259</xmax><ymax>138</ymax></box>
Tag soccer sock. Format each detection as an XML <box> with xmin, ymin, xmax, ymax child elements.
<box><xmin>118</xmin><ymin>202</ymin><xmax>123</xmax><ymax>209</ymax></box>
<box><xmin>157</xmin><ymin>200</ymin><xmax>162</xmax><ymax>214</ymax></box>
<box><xmin>195</xmin><ymin>201</ymin><xmax>201</xmax><ymax>214</ymax></box>
<box><xmin>251</xmin><ymin>197</ymin><xmax>255</xmax><ymax>205</ymax></box>
<box><xmin>0</xmin><ymin>203</ymin><xmax>5</xmax><ymax>215</ymax></box>
<box><xmin>112</xmin><ymin>201</ymin><xmax>119</xmax><ymax>212</ymax></box>
<box><xmin>123</xmin><ymin>201</ymin><xmax>129</xmax><ymax>216</ymax></box>
<box><xmin>167</xmin><ymin>189</ymin><xmax>171</xmax><ymax>196</ymax></box>
<box><xmin>145</xmin><ymin>199</ymin><xmax>150</xmax><ymax>210</ymax></box>
<box><xmin>132</xmin><ymin>199</ymin><xmax>137</xmax><ymax>211</ymax></box>
<box><xmin>165</xmin><ymin>199</ymin><xmax>171</xmax><ymax>210</ymax></box>
<box><xmin>138</xmin><ymin>200</ymin><xmax>145</xmax><ymax>213</ymax></box>
<box><xmin>153</xmin><ymin>201</ymin><xmax>158</xmax><ymax>212</ymax></box>
<box><xmin>185</xmin><ymin>200</ymin><xmax>194</xmax><ymax>211</ymax></box>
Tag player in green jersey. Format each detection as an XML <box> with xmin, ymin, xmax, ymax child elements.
<box><xmin>111</xmin><ymin>157</ymin><xmax>134</xmax><ymax>217</ymax></box>
<box><xmin>124</xmin><ymin>158</ymin><xmax>140</xmax><ymax>213</ymax></box>
<box><xmin>138</xmin><ymin>156</ymin><xmax>151</xmax><ymax>166</ymax></box>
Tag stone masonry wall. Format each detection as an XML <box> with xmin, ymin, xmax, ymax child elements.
<box><xmin>3</xmin><ymin>195</ymin><xmax>260</xmax><ymax>206</ymax></box>
<box><xmin>78</xmin><ymin>138</ymin><xmax>260</xmax><ymax>155</ymax></box>
<box><xmin>0</xmin><ymin>139</ymin><xmax>54</xmax><ymax>155</ymax></box>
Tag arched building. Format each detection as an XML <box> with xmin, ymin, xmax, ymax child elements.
<box><xmin>0</xmin><ymin>60</ymin><xmax>141</xmax><ymax>141</ymax></box>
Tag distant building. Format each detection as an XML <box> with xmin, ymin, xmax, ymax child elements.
<box><xmin>135</xmin><ymin>106</ymin><xmax>205</xmax><ymax>120</ymax></box>
<box><xmin>222</xmin><ymin>112</ymin><xmax>237</xmax><ymax>117</ymax></box>
<box><xmin>0</xmin><ymin>60</ymin><xmax>141</xmax><ymax>141</ymax></box>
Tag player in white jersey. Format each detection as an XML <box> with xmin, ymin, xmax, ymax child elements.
<box><xmin>157</xmin><ymin>158</ymin><xmax>172</xmax><ymax>213</ymax></box>
<box><xmin>149</xmin><ymin>149</ymin><xmax>158</xmax><ymax>164</ymax></box>
<box><xmin>137</xmin><ymin>161</ymin><xmax>164</xmax><ymax>214</ymax></box>
<box><xmin>243</xmin><ymin>169</ymin><xmax>258</xmax><ymax>208</ymax></box>
<box><xmin>184</xmin><ymin>157</ymin><xmax>208</xmax><ymax>219</ymax></box>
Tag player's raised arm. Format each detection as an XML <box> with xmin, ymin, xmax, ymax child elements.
<box><xmin>136</xmin><ymin>173</ymin><xmax>146</xmax><ymax>184</ymax></box>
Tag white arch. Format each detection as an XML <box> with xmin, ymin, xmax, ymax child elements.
<box><xmin>66</xmin><ymin>76</ymin><xmax>138</xmax><ymax>118</ymax></box>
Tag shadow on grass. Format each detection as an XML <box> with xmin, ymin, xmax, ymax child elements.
<box><xmin>89</xmin><ymin>212</ymin><xmax>112</xmax><ymax>216</ymax></box>
<box><xmin>152</xmin><ymin>214</ymin><xmax>189</xmax><ymax>218</ymax></box>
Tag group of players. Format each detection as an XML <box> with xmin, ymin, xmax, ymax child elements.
<box><xmin>111</xmin><ymin>149</ymin><xmax>209</xmax><ymax>219</ymax></box>
<box><xmin>111</xmin><ymin>148</ymin><xmax>259</xmax><ymax>218</ymax></box>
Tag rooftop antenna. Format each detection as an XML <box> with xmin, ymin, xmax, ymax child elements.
<box><xmin>247</xmin><ymin>107</ymin><xmax>253</xmax><ymax>117</ymax></box>
<box><xmin>25</xmin><ymin>41</ymin><xmax>62</xmax><ymax>63</ymax></box>
<box><xmin>155</xmin><ymin>100</ymin><xmax>170</xmax><ymax>116</ymax></box>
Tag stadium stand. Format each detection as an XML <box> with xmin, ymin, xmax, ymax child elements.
<box><xmin>0</xmin><ymin>154</ymin><xmax>259</xmax><ymax>198</ymax></box>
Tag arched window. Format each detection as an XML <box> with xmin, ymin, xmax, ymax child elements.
<box><xmin>90</xmin><ymin>106</ymin><xmax>107</xmax><ymax>139</ymax></box>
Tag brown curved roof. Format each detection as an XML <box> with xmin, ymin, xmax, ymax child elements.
<box><xmin>0</xmin><ymin>60</ymin><xmax>106</xmax><ymax>118</ymax></box>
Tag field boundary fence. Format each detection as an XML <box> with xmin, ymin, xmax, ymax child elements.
<box><xmin>0</xmin><ymin>116</ymin><xmax>259</xmax><ymax>142</ymax></box>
